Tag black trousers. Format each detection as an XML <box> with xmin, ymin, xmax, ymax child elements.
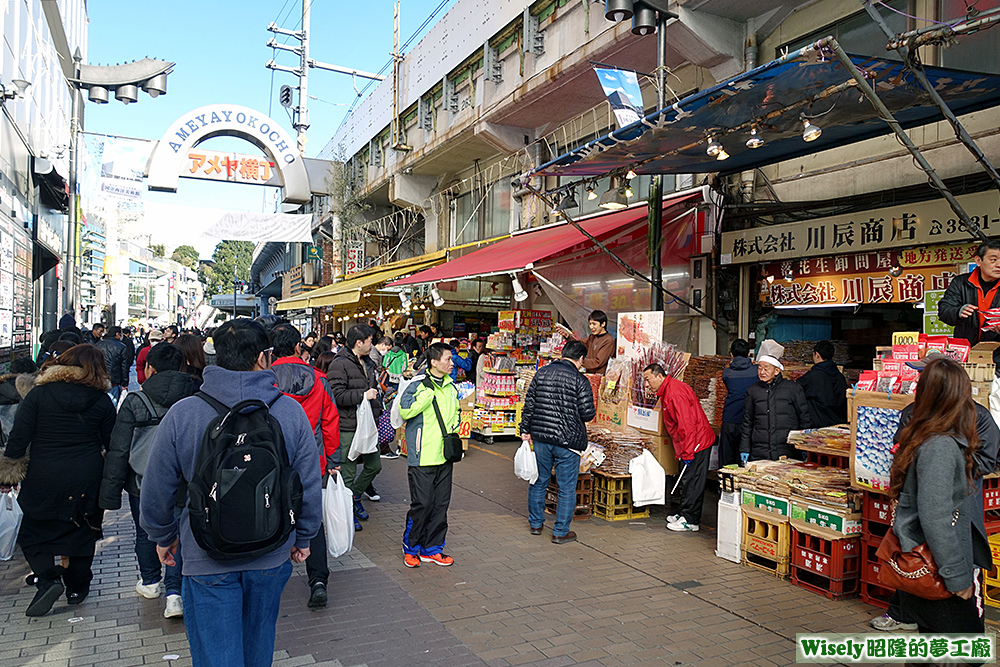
<box><xmin>719</xmin><ymin>422</ymin><xmax>742</xmax><ymax>467</ymax></box>
<box><xmin>24</xmin><ymin>550</ymin><xmax>94</xmax><ymax>594</ymax></box>
<box><xmin>403</xmin><ymin>463</ymin><xmax>453</xmax><ymax>556</ymax></box>
<box><xmin>887</xmin><ymin>590</ymin><xmax>915</xmax><ymax>623</ymax></box>
<box><xmin>305</xmin><ymin>526</ymin><xmax>328</xmax><ymax>587</ymax></box>
<box><xmin>680</xmin><ymin>445</ymin><xmax>712</xmax><ymax>525</ymax></box>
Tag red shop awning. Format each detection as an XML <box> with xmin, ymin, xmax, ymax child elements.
<box><xmin>390</xmin><ymin>190</ymin><xmax>703</xmax><ymax>287</ymax></box>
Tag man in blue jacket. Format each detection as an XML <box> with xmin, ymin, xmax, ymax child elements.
<box><xmin>719</xmin><ymin>339</ymin><xmax>757</xmax><ymax>466</ymax></box>
<box><xmin>140</xmin><ymin>319</ymin><xmax>322</xmax><ymax>666</ymax></box>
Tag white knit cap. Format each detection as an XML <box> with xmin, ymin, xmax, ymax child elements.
<box><xmin>757</xmin><ymin>355</ymin><xmax>784</xmax><ymax>371</ymax></box>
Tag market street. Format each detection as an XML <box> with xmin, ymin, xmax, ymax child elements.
<box><xmin>0</xmin><ymin>438</ymin><xmax>960</xmax><ymax>667</ymax></box>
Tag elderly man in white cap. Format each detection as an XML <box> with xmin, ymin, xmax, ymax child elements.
<box><xmin>739</xmin><ymin>340</ymin><xmax>812</xmax><ymax>462</ymax></box>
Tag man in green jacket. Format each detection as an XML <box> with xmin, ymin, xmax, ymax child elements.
<box><xmin>398</xmin><ymin>342</ymin><xmax>459</xmax><ymax>568</ymax></box>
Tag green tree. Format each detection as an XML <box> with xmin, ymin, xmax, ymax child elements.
<box><xmin>207</xmin><ymin>240</ymin><xmax>254</xmax><ymax>296</ymax></box>
<box><xmin>171</xmin><ymin>244</ymin><xmax>200</xmax><ymax>269</ymax></box>
<box><xmin>149</xmin><ymin>243</ymin><xmax>166</xmax><ymax>258</ymax></box>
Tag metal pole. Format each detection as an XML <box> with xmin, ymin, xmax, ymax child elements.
<box><xmin>295</xmin><ymin>0</ymin><xmax>311</xmax><ymax>154</ymax></box>
<box><xmin>66</xmin><ymin>49</ymin><xmax>83</xmax><ymax>321</ymax></box>
<box><xmin>862</xmin><ymin>1</ymin><xmax>1000</xmax><ymax>198</ymax></box>
<box><xmin>823</xmin><ymin>37</ymin><xmax>986</xmax><ymax>242</ymax></box>
<box><xmin>649</xmin><ymin>12</ymin><xmax>667</xmax><ymax>312</ymax></box>
<box><xmin>232</xmin><ymin>262</ymin><xmax>238</xmax><ymax>318</ymax></box>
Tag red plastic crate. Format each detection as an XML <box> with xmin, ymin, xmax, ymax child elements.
<box><xmin>792</xmin><ymin>565</ymin><xmax>860</xmax><ymax>600</ymax></box>
<box><xmin>791</xmin><ymin>528</ymin><xmax>861</xmax><ymax>580</ymax></box>
<box><xmin>861</xmin><ymin>580</ymin><xmax>894</xmax><ymax>610</ymax></box>
<box><xmin>984</xmin><ymin>476</ymin><xmax>1000</xmax><ymax>511</ymax></box>
<box><xmin>986</xmin><ymin>509</ymin><xmax>1000</xmax><ymax>536</ymax></box>
<box><xmin>862</xmin><ymin>491</ymin><xmax>892</xmax><ymax>525</ymax></box>
<box><xmin>804</xmin><ymin>451</ymin><xmax>849</xmax><ymax>469</ymax></box>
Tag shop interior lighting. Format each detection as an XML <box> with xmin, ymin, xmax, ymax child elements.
<box><xmin>586</xmin><ymin>183</ymin><xmax>597</xmax><ymax>200</ymax></box>
<box><xmin>783</xmin><ymin>269</ymin><xmax>794</xmax><ymax>282</ymax></box>
<box><xmin>889</xmin><ymin>265</ymin><xmax>903</xmax><ymax>277</ymax></box>
<box><xmin>706</xmin><ymin>137</ymin><xmax>723</xmax><ymax>157</ymax></box>
<box><xmin>510</xmin><ymin>274</ymin><xmax>529</xmax><ymax>302</ymax></box>
<box><xmin>746</xmin><ymin>127</ymin><xmax>764</xmax><ymax>149</ymax></box>
<box><xmin>766</xmin><ymin>274</ymin><xmax>775</xmax><ymax>284</ymax></box>
<box><xmin>431</xmin><ymin>285</ymin><xmax>445</xmax><ymax>308</ymax></box>
<box><xmin>801</xmin><ymin>114</ymin><xmax>822</xmax><ymax>142</ymax></box>
<box><xmin>599</xmin><ymin>178</ymin><xmax>628</xmax><ymax>210</ymax></box>
<box><xmin>716</xmin><ymin>148</ymin><xmax>730</xmax><ymax>161</ymax></box>
<box><xmin>625</xmin><ymin>167</ymin><xmax>637</xmax><ymax>180</ymax></box>
<box><xmin>624</xmin><ymin>182</ymin><xmax>634</xmax><ymax>198</ymax></box>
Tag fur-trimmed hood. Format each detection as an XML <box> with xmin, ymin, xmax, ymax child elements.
<box><xmin>0</xmin><ymin>453</ymin><xmax>27</xmax><ymax>485</ymax></box>
<box><xmin>36</xmin><ymin>364</ymin><xmax>111</xmax><ymax>392</ymax></box>
<box><xmin>15</xmin><ymin>373</ymin><xmax>36</xmax><ymax>399</ymax></box>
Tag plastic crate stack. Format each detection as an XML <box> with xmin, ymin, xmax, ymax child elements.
<box><xmin>742</xmin><ymin>505</ymin><xmax>791</xmax><ymax>578</ymax></box>
<box><xmin>592</xmin><ymin>471</ymin><xmax>650</xmax><ymax>521</ymax></box>
<box><xmin>790</xmin><ymin>527</ymin><xmax>861</xmax><ymax>600</ymax></box>
<box><xmin>545</xmin><ymin>472</ymin><xmax>593</xmax><ymax>520</ymax></box>
<box><xmin>982</xmin><ymin>475</ymin><xmax>1000</xmax><ymax>607</ymax></box>
<box><xmin>860</xmin><ymin>491</ymin><xmax>895</xmax><ymax>609</ymax></box>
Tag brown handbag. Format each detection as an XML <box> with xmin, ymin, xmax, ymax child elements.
<box><xmin>875</xmin><ymin>508</ymin><xmax>958</xmax><ymax>601</ymax></box>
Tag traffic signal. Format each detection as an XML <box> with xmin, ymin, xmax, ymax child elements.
<box><xmin>279</xmin><ymin>85</ymin><xmax>293</xmax><ymax>108</ymax></box>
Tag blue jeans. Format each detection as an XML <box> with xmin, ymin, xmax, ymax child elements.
<box><xmin>182</xmin><ymin>560</ymin><xmax>292</xmax><ymax>667</ymax></box>
<box><xmin>527</xmin><ymin>441</ymin><xmax>580</xmax><ymax>537</ymax></box>
<box><xmin>129</xmin><ymin>493</ymin><xmax>182</xmax><ymax>595</ymax></box>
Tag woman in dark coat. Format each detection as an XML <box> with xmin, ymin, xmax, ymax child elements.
<box><xmin>739</xmin><ymin>356</ymin><xmax>812</xmax><ymax>462</ymax></box>
<box><xmin>0</xmin><ymin>344</ymin><xmax>116</xmax><ymax>616</ymax></box>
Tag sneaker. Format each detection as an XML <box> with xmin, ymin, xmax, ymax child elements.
<box><xmin>869</xmin><ymin>613</ymin><xmax>918</xmax><ymax>631</ymax></box>
<box><xmin>666</xmin><ymin>514</ymin><xmax>681</xmax><ymax>524</ymax></box>
<box><xmin>25</xmin><ymin>579</ymin><xmax>64</xmax><ymax>617</ymax></box>
<box><xmin>530</xmin><ymin>525</ymin><xmax>543</xmax><ymax>535</ymax></box>
<box><xmin>353</xmin><ymin>496</ymin><xmax>369</xmax><ymax>521</ymax></box>
<box><xmin>364</xmin><ymin>484</ymin><xmax>380</xmax><ymax>501</ymax></box>
<box><xmin>164</xmin><ymin>594</ymin><xmax>184</xmax><ymax>618</ymax></box>
<box><xmin>666</xmin><ymin>517</ymin><xmax>699</xmax><ymax>532</ymax></box>
<box><xmin>380</xmin><ymin>452</ymin><xmax>400</xmax><ymax>460</ymax></box>
<box><xmin>136</xmin><ymin>579</ymin><xmax>164</xmax><ymax>599</ymax></box>
<box><xmin>419</xmin><ymin>553</ymin><xmax>454</xmax><ymax>566</ymax></box>
<box><xmin>354</xmin><ymin>517</ymin><xmax>363</xmax><ymax>532</ymax></box>
<box><xmin>307</xmin><ymin>583</ymin><xmax>328</xmax><ymax>609</ymax></box>
<box><xmin>404</xmin><ymin>554</ymin><xmax>421</xmax><ymax>568</ymax></box>
<box><xmin>552</xmin><ymin>531</ymin><xmax>578</xmax><ymax>545</ymax></box>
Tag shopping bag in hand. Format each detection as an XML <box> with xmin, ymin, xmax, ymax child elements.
<box><xmin>0</xmin><ymin>490</ymin><xmax>23</xmax><ymax>561</ymax></box>
<box><xmin>628</xmin><ymin>450</ymin><xmax>666</xmax><ymax>507</ymax></box>
<box><xmin>323</xmin><ymin>473</ymin><xmax>355</xmax><ymax>558</ymax></box>
<box><xmin>348</xmin><ymin>399</ymin><xmax>379</xmax><ymax>461</ymax></box>
<box><xmin>514</xmin><ymin>441</ymin><xmax>539</xmax><ymax>484</ymax></box>
<box><xmin>376</xmin><ymin>409</ymin><xmax>395</xmax><ymax>446</ymax></box>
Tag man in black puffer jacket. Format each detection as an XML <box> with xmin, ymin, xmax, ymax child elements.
<box><xmin>740</xmin><ymin>355</ymin><xmax>812</xmax><ymax>462</ymax></box>
<box><xmin>520</xmin><ymin>340</ymin><xmax>595</xmax><ymax>544</ymax></box>
<box><xmin>796</xmin><ymin>340</ymin><xmax>848</xmax><ymax>428</ymax></box>
<box><xmin>95</xmin><ymin>326</ymin><xmax>130</xmax><ymax>403</ymax></box>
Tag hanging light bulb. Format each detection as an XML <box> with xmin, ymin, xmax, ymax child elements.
<box><xmin>784</xmin><ymin>269</ymin><xmax>794</xmax><ymax>282</ymax></box>
<box><xmin>706</xmin><ymin>137</ymin><xmax>723</xmax><ymax>157</ymax></box>
<box><xmin>431</xmin><ymin>285</ymin><xmax>445</xmax><ymax>308</ymax></box>
<box><xmin>625</xmin><ymin>167</ymin><xmax>637</xmax><ymax>180</ymax></box>
<box><xmin>766</xmin><ymin>274</ymin><xmax>775</xmax><ymax>284</ymax></box>
<box><xmin>746</xmin><ymin>127</ymin><xmax>764</xmax><ymax>149</ymax></box>
<box><xmin>599</xmin><ymin>178</ymin><xmax>627</xmax><ymax>210</ymax></box>
<box><xmin>399</xmin><ymin>291</ymin><xmax>412</xmax><ymax>310</ymax></box>
<box><xmin>889</xmin><ymin>265</ymin><xmax>903</xmax><ymax>277</ymax></box>
<box><xmin>586</xmin><ymin>182</ymin><xmax>597</xmax><ymax>200</ymax></box>
<box><xmin>801</xmin><ymin>114</ymin><xmax>822</xmax><ymax>142</ymax></box>
<box><xmin>624</xmin><ymin>182</ymin><xmax>634</xmax><ymax>198</ymax></box>
<box><xmin>511</xmin><ymin>274</ymin><xmax>528</xmax><ymax>302</ymax></box>
<box><xmin>716</xmin><ymin>148</ymin><xmax>730</xmax><ymax>161</ymax></box>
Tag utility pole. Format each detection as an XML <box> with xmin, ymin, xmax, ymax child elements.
<box><xmin>391</xmin><ymin>1</ymin><xmax>410</xmax><ymax>151</ymax></box>
<box><xmin>232</xmin><ymin>262</ymin><xmax>239</xmax><ymax>319</ymax></box>
<box><xmin>266</xmin><ymin>0</ymin><xmax>386</xmax><ymax>154</ymax></box>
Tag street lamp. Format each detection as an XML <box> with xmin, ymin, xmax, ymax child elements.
<box><xmin>66</xmin><ymin>49</ymin><xmax>174</xmax><ymax>320</ymax></box>
<box><xmin>604</xmin><ymin>0</ymin><xmax>677</xmax><ymax>312</ymax></box>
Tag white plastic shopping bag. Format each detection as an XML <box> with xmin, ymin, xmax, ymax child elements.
<box><xmin>628</xmin><ymin>450</ymin><xmax>666</xmax><ymax>507</ymax></box>
<box><xmin>348</xmin><ymin>399</ymin><xmax>379</xmax><ymax>461</ymax></box>
<box><xmin>0</xmin><ymin>490</ymin><xmax>23</xmax><ymax>561</ymax></box>
<box><xmin>513</xmin><ymin>441</ymin><xmax>539</xmax><ymax>484</ymax></box>
<box><xmin>390</xmin><ymin>375</ymin><xmax>421</xmax><ymax>429</ymax></box>
<box><xmin>323</xmin><ymin>473</ymin><xmax>355</xmax><ymax>558</ymax></box>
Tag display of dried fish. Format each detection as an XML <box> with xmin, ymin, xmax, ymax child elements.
<box><xmin>732</xmin><ymin>458</ymin><xmax>859</xmax><ymax>510</ymax></box>
<box><xmin>586</xmin><ymin>424</ymin><xmax>655</xmax><ymax>475</ymax></box>
<box><xmin>787</xmin><ymin>427</ymin><xmax>851</xmax><ymax>454</ymax></box>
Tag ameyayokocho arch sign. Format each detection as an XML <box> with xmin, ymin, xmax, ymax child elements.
<box><xmin>145</xmin><ymin>104</ymin><xmax>311</xmax><ymax>204</ymax></box>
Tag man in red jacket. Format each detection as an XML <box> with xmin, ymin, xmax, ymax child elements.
<box><xmin>642</xmin><ymin>363</ymin><xmax>716</xmax><ymax>532</ymax></box>
<box><xmin>269</xmin><ymin>324</ymin><xmax>340</xmax><ymax>608</ymax></box>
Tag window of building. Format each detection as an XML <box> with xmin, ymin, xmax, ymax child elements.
<box><xmin>779</xmin><ymin>1</ymin><xmax>908</xmax><ymax>60</ymax></box>
<box><xmin>939</xmin><ymin>0</ymin><xmax>1000</xmax><ymax>73</ymax></box>
<box><xmin>453</xmin><ymin>178</ymin><xmax>512</xmax><ymax>244</ymax></box>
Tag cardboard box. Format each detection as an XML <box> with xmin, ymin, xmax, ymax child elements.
<box><xmin>647</xmin><ymin>434</ymin><xmax>679</xmax><ymax>476</ymax></box>
<box><xmin>790</xmin><ymin>498</ymin><xmax>861</xmax><ymax>536</ymax></box>
<box><xmin>741</xmin><ymin>489</ymin><xmax>790</xmax><ymax>517</ymax></box>
<box><xmin>594</xmin><ymin>393</ymin><xmax>628</xmax><ymax>431</ymax></box>
<box><xmin>970</xmin><ymin>342</ymin><xmax>1000</xmax><ymax>364</ymax></box>
<box><xmin>626</xmin><ymin>403</ymin><xmax>665</xmax><ymax>435</ymax></box>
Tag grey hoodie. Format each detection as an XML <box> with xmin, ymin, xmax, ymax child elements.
<box><xmin>139</xmin><ymin>365</ymin><xmax>322</xmax><ymax>576</ymax></box>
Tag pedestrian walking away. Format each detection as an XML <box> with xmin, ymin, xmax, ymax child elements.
<box><xmin>95</xmin><ymin>325</ymin><xmax>131</xmax><ymax>404</ymax></box>
<box><xmin>270</xmin><ymin>323</ymin><xmax>341</xmax><ymax>608</ymax></box>
<box><xmin>139</xmin><ymin>318</ymin><xmax>322</xmax><ymax>666</ymax></box>
<box><xmin>398</xmin><ymin>342</ymin><xmax>460</xmax><ymax>567</ymax></box>
<box><xmin>642</xmin><ymin>363</ymin><xmax>715</xmax><ymax>532</ymax></box>
<box><xmin>520</xmin><ymin>340</ymin><xmax>595</xmax><ymax>544</ymax></box>
<box><xmin>796</xmin><ymin>340</ymin><xmax>848</xmax><ymax>428</ymax></box>
<box><xmin>99</xmin><ymin>342</ymin><xmax>199</xmax><ymax>619</ymax></box>
<box><xmin>327</xmin><ymin>324</ymin><xmax>383</xmax><ymax>532</ymax></box>
<box><xmin>0</xmin><ymin>345</ymin><xmax>116</xmax><ymax>617</ymax></box>
<box><xmin>718</xmin><ymin>339</ymin><xmax>757</xmax><ymax>467</ymax></box>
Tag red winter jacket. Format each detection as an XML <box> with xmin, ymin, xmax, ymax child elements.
<box><xmin>136</xmin><ymin>345</ymin><xmax>151</xmax><ymax>384</ymax></box>
<box><xmin>271</xmin><ymin>356</ymin><xmax>340</xmax><ymax>473</ymax></box>
<box><xmin>656</xmin><ymin>376</ymin><xmax>715</xmax><ymax>461</ymax></box>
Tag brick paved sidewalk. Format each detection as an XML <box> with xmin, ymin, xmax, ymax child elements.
<box><xmin>2</xmin><ymin>438</ymin><xmax>984</xmax><ymax>667</ymax></box>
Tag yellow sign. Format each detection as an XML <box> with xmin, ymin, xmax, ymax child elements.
<box><xmin>459</xmin><ymin>411</ymin><xmax>472</xmax><ymax>438</ymax></box>
<box><xmin>183</xmin><ymin>149</ymin><xmax>277</xmax><ymax>185</ymax></box>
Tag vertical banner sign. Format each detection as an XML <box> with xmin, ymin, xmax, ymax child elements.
<box><xmin>616</xmin><ymin>311</ymin><xmax>663</xmax><ymax>361</ymax></box>
<box><xmin>345</xmin><ymin>242</ymin><xmax>365</xmax><ymax>275</ymax></box>
<box><xmin>593</xmin><ymin>67</ymin><xmax>645</xmax><ymax>128</ymax></box>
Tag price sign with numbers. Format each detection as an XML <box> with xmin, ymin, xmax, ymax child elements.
<box><xmin>459</xmin><ymin>411</ymin><xmax>472</xmax><ymax>438</ymax></box>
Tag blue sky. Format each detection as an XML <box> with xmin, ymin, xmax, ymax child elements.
<box><xmin>84</xmin><ymin>0</ymin><xmax>455</xmax><ymax>257</ymax></box>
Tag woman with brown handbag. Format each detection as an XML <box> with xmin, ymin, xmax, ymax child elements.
<box><xmin>889</xmin><ymin>356</ymin><xmax>992</xmax><ymax>634</ymax></box>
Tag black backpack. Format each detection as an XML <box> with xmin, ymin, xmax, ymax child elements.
<box><xmin>187</xmin><ymin>392</ymin><xmax>303</xmax><ymax>561</ymax></box>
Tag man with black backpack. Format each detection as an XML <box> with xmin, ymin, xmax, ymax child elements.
<box><xmin>99</xmin><ymin>343</ymin><xmax>199</xmax><ymax>619</ymax></box>
<box><xmin>139</xmin><ymin>319</ymin><xmax>322</xmax><ymax>666</ymax></box>
<box><xmin>397</xmin><ymin>343</ymin><xmax>461</xmax><ymax>568</ymax></box>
